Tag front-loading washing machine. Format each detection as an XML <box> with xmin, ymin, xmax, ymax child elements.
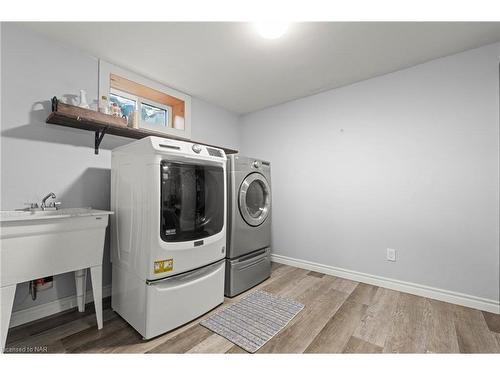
<box><xmin>225</xmin><ymin>154</ymin><xmax>272</xmax><ymax>297</ymax></box>
<box><xmin>111</xmin><ymin>136</ymin><xmax>227</xmax><ymax>339</ymax></box>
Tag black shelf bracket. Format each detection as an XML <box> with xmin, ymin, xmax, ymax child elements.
<box><xmin>94</xmin><ymin>127</ymin><xmax>107</xmax><ymax>155</ymax></box>
<box><xmin>51</xmin><ymin>96</ymin><xmax>59</xmax><ymax>112</ymax></box>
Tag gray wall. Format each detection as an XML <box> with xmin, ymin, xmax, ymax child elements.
<box><xmin>2</xmin><ymin>22</ymin><xmax>499</xmax><ymax>317</ymax></box>
<box><xmin>191</xmin><ymin>96</ymin><xmax>241</xmax><ymax>150</ymax></box>
<box><xmin>239</xmin><ymin>42</ymin><xmax>500</xmax><ymax>302</ymax></box>
<box><xmin>0</xmin><ymin>23</ymin><xmax>240</xmax><ymax>313</ymax></box>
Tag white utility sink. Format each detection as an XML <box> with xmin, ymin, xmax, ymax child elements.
<box><xmin>1</xmin><ymin>207</ymin><xmax>110</xmax><ymax>221</ymax></box>
<box><xmin>0</xmin><ymin>208</ymin><xmax>113</xmax><ymax>352</ymax></box>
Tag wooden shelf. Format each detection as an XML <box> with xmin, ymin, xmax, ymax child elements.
<box><xmin>46</xmin><ymin>97</ymin><xmax>238</xmax><ymax>155</ymax></box>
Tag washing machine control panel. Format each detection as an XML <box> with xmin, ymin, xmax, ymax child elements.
<box><xmin>252</xmin><ymin>160</ymin><xmax>261</xmax><ymax>169</ymax></box>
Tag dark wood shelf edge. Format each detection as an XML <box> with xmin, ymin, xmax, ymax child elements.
<box><xmin>45</xmin><ymin>111</ymin><xmax>239</xmax><ymax>155</ymax></box>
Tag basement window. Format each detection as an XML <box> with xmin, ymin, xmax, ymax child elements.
<box><xmin>140</xmin><ymin>99</ymin><xmax>169</xmax><ymax>130</ymax></box>
<box><xmin>109</xmin><ymin>90</ymin><xmax>137</xmax><ymax>119</ymax></box>
<box><xmin>99</xmin><ymin>60</ymin><xmax>191</xmax><ymax>138</ymax></box>
<box><xmin>109</xmin><ymin>88</ymin><xmax>171</xmax><ymax>131</ymax></box>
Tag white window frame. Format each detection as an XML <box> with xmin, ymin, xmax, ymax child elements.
<box><xmin>108</xmin><ymin>87</ymin><xmax>138</xmax><ymax>116</ymax></box>
<box><xmin>139</xmin><ymin>97</ymin><xmax>172</xmax><ymax>132</ymax></box>
<box><xmin>99</xmin><ymin>60</ymin><xmax>191</xmax><ymax>139</ymax></box>
<box><xmin>109</xmin><ymin>88</ymin><xmax>173</xmax><ymax>131</ymax></box>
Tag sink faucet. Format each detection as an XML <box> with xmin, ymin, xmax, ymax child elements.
<box><xmin>41</xmin><ymin>192</ymin><xmax>56</xmax><ymax>209</ymax></box>
<box><xmin>17</xmin><ymin>192</ymin><xmax>61</xmax><ymax>212</ymax></box>
<box><xmin>41</xmin><ymin>192</ymin><xmax>60</xmax><ymax>210</ymax></box>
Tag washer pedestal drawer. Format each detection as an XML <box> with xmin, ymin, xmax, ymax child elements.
<box><xmin>144</xmin><ymin>260</ymin><xmax>225</xmax><ymax>339</ymax></box>
<box><xmin>225</xmin><ymin>248</ymin><xmax>271</xmax><ymax>298</ymax></box>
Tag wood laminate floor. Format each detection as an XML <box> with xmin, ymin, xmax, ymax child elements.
<box><xmin>5</xmin><ymin>263</ymin><xmax>500</xmax><ymax>353</ymax></box>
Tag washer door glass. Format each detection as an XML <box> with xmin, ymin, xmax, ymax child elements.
<box><xmin>160</xmin><ymin>161</ymin><xmax>224</xmax><ymax>242</ymax></box>
<box><xmin>239</xmin><ymin>173</ymin><xmax>270</xmax><ymax>226</ymax></box>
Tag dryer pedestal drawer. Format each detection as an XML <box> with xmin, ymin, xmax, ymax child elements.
<box><xmin>144</xmin><ymin>260</ymin><xmax>225</xmax><ymax>339</ymax></box>
<box><xmin>225</xmin><ymin>248</ymin><xmax>271</xmax><ymax>297</ymax></box>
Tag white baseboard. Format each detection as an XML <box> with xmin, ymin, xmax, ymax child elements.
<box><xmin>9</xmin><ymin>285</ymin><xmax>112</xmax><ymax>328</ymax></box>
<box><xmin>271</xmin><ymin>254</ymin><xmax>500</xmax><ymax>314</ymax></box>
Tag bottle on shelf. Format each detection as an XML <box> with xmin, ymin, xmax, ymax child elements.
<box><xmin>99</xmin><ymin>95</ymin><xmax>110</xmax><ymax>114</ymax></box>
<box><xmin>77</xmin><ymin>89</ymin><xmax>90</xmax><ymax>109</ymax></box>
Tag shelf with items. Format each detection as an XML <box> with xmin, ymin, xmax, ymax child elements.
<box><xmin>45</xmin><ymin>97</ymin><xmax>238</xmax><ymax>155</ymax></box>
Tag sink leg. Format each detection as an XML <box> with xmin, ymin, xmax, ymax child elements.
<box><xmin>75</xmin><ymin>269</ymin><xmax>88</xmax><ymax>312</ymax></box>
<box><xmin>90</xmin><ymin>265</ymin><xmax>103</xmax><ymax>330</ymax></box>
<box><xmin>1</xmin><ymin>284</ymin><xmax>16</xmax><ymax>352</ymax></box>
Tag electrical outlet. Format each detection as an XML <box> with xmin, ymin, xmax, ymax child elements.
<box><xmin>387</xmin><ymin>248</ymin><xmax>396</xmax><ymax>262</ymax></box>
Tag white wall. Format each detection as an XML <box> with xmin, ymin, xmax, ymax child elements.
<box><xmin>0</xmin><ymin>23</ymin><xmax>240</xmax><ymax>313</ymax></box>
<box><xmin>239</xmin><ymin>42</ymin><xmax>500</xmax><ymax>303</ymax></box>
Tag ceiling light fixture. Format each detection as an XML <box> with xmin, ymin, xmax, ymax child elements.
<box><xmin>255</xmin><ymin>22</ymin><xmax>289</xmax><ymax>40</ymax></box>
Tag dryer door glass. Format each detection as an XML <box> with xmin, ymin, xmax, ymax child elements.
<box><xmin>239</xmin><ymin>173</ymin><xmax>271</xmax><ymax>226</ymax></box>
<box><xmin>160</xmin><ymin>161</ymin><xmax>224</xmax><ymax>242</ymax></box>
<box><xmin>246</xmin><ymin>180</ymin><xmax>266</xmax><ymax>217</ymax></box>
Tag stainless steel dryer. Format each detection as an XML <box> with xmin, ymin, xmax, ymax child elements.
<box><xmin>225</xmin><ymin>154</ymin><xmax>272</xmax><ymax>297</ymax></box>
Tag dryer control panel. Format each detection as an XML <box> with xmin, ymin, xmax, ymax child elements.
<box><xmin>251</xmin><ymin>159</ymin><xmax>270</xmax><ymax>170</ymax></box>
